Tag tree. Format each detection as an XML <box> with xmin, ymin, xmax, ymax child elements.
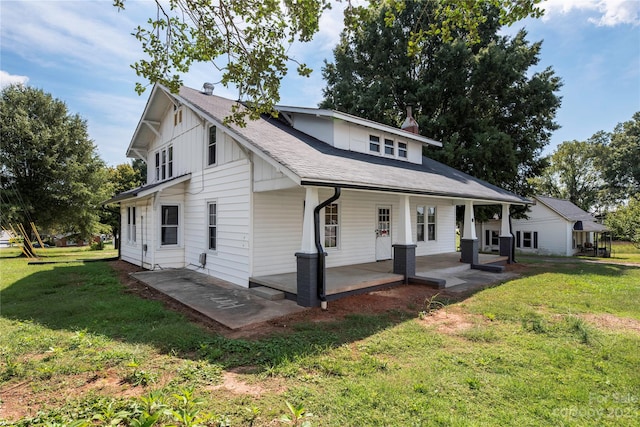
<box><xmin>101</xmin><ymin>162</ymin><xmax>145</xmax><ymax>249</ymax></box>
<box><xmin>114</xmin><ymin>0</ymin><xmax>543</xmax><ymax>124</ymax></box>
<box><xmin>0</xmin><ymin>85</ymin><xmax>109</xmax><ymax>245</ymax></box>
<box><xmin>529</xmin><ymin>138</ymin><xmax>607</xmax><ymax>212</ymax></box>
<box><xmin>599</xmin><ymin>112</ymin><xmax>640</xmax><ymax>203</ymax></box>
<box><xmin>605</xmin><ymin>196</ymin><xmax>640</xmax><ymax>248</ymax></box>
<box><xmin>321</xmin><ymin>0</ymin><xmax>561</xmax><ymax>199</ymax></box>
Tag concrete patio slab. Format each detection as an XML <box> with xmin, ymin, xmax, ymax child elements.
<box><xmin>130</xmin><ymin>269</ymin><xmax>306</xmax><ymax>329</ymax></box>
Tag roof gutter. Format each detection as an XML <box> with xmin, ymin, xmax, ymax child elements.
<box><xmin>313</xmin><ymin>187</ymin><xmax>341</xmax><ymax>308</ymax></box>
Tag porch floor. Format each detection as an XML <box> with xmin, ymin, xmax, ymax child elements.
<box><xmin>250</xmin><ymin>252</ymin><xmax>507</xmax><ymax>296</ymax></box>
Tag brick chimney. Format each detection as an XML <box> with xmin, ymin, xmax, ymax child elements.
<box><xmin>401</xmin><ymin>105</ymin><xmax>419</xmax><ymax>134</ymax></box>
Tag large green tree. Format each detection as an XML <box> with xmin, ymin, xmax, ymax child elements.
<box><xmin>605</xmin><ymin>196</ymin><xmax>640</xmax><ymax>247</ymax></box>
<box><xmin>599</xmin><ymin>112</ymin><xmax>640</xmax><ymax>203</ymax></box>
<box><xmin>0</xmin><ymin>85</ymin><xmax>109</xmax><ymax>243</ymax></box>
<box><xmin>529</xmin><ymin>138</ymin><xmax>607</xmax><ymax>212</ymax></box>
<box><xmin>114</xmin><ymin>0</ymin><xmax>542</xmax><ymax>124</ymax></box>
<box><xmin>321</xmin><ymin>0</ymin><xmax>561</xmax><ymax>198</ymax></box>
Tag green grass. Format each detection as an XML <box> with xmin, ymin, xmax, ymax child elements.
<box><xmin>1</xmin><ymin>249</ymin><xmax>639</xmax><ymax>426</ymax></box>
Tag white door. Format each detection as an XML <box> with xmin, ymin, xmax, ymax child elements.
<box><xmin>375</xmin><ymin>206</ymin><xmax>392</xmax><ymax>260</ymax></box>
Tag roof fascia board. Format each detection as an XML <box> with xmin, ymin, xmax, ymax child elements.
<box><xmin>126</xmin><ymin>84</ymin><xmax>165</xmax><ymax>158</ymax></box>
<box><xmin>301</xmin><ymin>180</ymin><xmax>531</xmax><ymax>206</ymax></box>
<box><xmin>171</xmin><ymin>93</ymin><xmax>302</xmax><ymax>186</ymax></box>
<box><xmin>275</xmin><ymin>106</ymin><xmax>443</xmax><ymax>148</ymax></box>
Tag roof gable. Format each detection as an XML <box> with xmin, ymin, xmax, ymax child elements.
<box><xmin>129</xmin><ymin>85</ymin><xmax>531</xmax><ymax>205</ymax></box>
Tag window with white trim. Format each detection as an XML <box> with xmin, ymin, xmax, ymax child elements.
<box><xmin>417</xmin><ymin>206</ymin><xmax>425</xmax><ymax>242</ymax></box>
<box><xmin>398</xmin><ymin>142</ymin><xmax>407</xmax><ymax>158</ymax></box>
<box><xmin>161</xmin><ymin>205</ymin><xmax>179</xmax><ymax>245</ymax></box>
<box><xmin>369</xmin><ymin>135</ymin><xmax>380</xmax><ymax>153</ymax></box>
<box><xmin>427</xmin><ymin>206</ymin><xmax>436</xmax><ymax>241</ymax></box>
<box><xmin>208</xmin><ymin>126</ymin><xmax>217</xmax><ymax>165</ymax></box>
<box><xmin>127</xmin><ymin>206</ymin><xmax>136</xmax><ymax>243</ymax></box>
<box><xmin>155</xmin><ymin>146</ymin><xmax>174</xmax><ymax>182</ymax></box>
<box><xmin>516</xmin><ymin>231</ymin><xmax>538</xmax><ymax>249</ymax></box>
<box><xmin>207</xmin><ymin>202</ymin><xmax>217</xmax><ymax>250</ymax></box>
<box><xmin>324</xmin><ymin>203</ymin><xmax>339</xmax><ymax>248</ymax></box>
<box><xmin>384</xmin><ymin>138</ymin><xmax>394</xmax><ymax>155</ymax></box>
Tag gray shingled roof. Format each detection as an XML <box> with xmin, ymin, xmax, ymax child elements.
<box><xmin>175</xmin><ymin>86</ymin><xmax>531</xmax><ymax>205</ymax></box>
<box><xmin>536</xmin><ymin>196</ymin><xmax>608</xmax><ymax>232</ymax></box>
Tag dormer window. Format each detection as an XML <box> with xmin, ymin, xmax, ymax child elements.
<box><xmin>384</xmin><ymin>139</ymin><xmax>394</xmax><ymax>155</ymax></box>
<box><xmin>369</xmin><ymin>135</ymin><xmax>380</xmax><ymax>152</ymax></box>
<box><xmin>398</xmin><ymin>142</ymin><xmax>407</xmax><ymax>158</ymax></box>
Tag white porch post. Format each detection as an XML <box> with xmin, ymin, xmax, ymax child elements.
<box><xmin>499</xmin><ymin>203</ymin><xmax>513</xmax><ymax>263</ymax></box>
<box><xmin>300</xmin><ymin>187</ymin><xmax>319</xmax><ymax>253</ymax></box>
<box><xmin>393</xmin><ymin>194</ymin><xmax>416</xmax><ymax>282</ymax></box>
<box><xmin>462</xmin><ymin>200</ymin><xmax>477</xmax><ymax>240</ymax></box>
<box><xmin>500</xmin><ymin>203</ymin><xmax>510</xmax><ymax>237</ymax></box>
<box><xmin>460</xmin><ymin>200</ymin><xmax>479</xmax><ymax>264</ymax></box>
<box><xmin>398</xmin><ymin>195</ymin><xmax>413</xmax><ymax>245</ymax></box>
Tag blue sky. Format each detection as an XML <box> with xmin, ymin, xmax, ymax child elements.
<box><xmin>1</xmin><ymin>0</ymin><xmax>639</xmax><ymax>166</ymax></box>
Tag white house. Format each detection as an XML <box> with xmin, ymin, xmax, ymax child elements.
<box><xmin>108</xmin><ymin>84</ymin><xmax>530</xmax><ymax>306</ymax></box>
<box><xmin>477</xmin><ymin>195</ymin><xmax>608</xmax><ymax>257</ymax></box>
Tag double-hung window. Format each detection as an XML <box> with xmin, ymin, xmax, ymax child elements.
<box><xmin>369</xmin><ymin>135</ymin><xmax>380</xmax><ymax>153</ymax></box>
<box><xmin>127</xmin><ymin>206</ymin><xmax>136</xmax><ymax>243</ymax></box>
<box><xmin>516</xmin><ymin>231</ymin><xmax>538</xmax><ymax>249</ymax></box>
<box><xmin>208</xmin><ymin>202</ymin><xmax>217</xmax><ymax>250</ymax></box>
<box><xmin>398</xmin><ymin>142</ymin><xmax>408</xmax><ymax>158</ymax></box>
<box><xmin>324</xmin><ymin>203</ymin><xmax>339</xmax><ymax>248</ymax></box>
<box><xmin>417</xmin><ymin>206</ymin><xmax>425</xmax><ymax>242</ymax></box>
<box><xmin>155</xmin><ymin>153</ymin><xmax>160</xmax><ymax>181</ymax></box>
<box><xmin>427</xmin><ymin>207</ymin><xmax>436</xmax><ymax>241</ymax></box>
<box><xmin>161</xmin><ymin>205</ymin><xmax>179</xmax><ymax>245</ymax></box>
<box><xmin>208</xmin><ymin>126</ymin><xmax>217</xmax><ymax>165</ymax></box>
<box><xmin>384</xmin><ymin>138</ymin><xmax>394</xmax><ymax>155</ymax></box>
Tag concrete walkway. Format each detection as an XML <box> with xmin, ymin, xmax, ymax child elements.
<box><xmin>131</xmin><ymin>269</ymin><xmax>306</xmax><ymax>329</ymax></box>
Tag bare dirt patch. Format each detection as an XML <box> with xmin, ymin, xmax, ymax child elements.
<box><xmin>582</xmin><ymin>313</ymin><xmax>640</xmax><ymax>334</ymax></box>
<box><xmin>418</xmin><ymin>305</ymin><xmax>480</xmax><ymax>334</ymax></box>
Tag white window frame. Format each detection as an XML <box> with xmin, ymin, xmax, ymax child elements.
<box><xmin>369</xmin><ymin>135</ymin><xmax>380</xmax><ymax>153</ymax></box>
<box><xmin>323</xmin><ymin>203</ymin><xmax>340</xmax><ymax>249</ymax></box>
<box><xmin>127</xmin><ymin>206</ymin><xmax>136</xmax><ymax>244</ymax></box>
<box><xmin>160</xmin><ymin>204</ymin><xmax>180</xmax><ymax>246</ymax></box>
<box><xmin>517</xmin><ymin>231</ymin><xmax>538</xmax><ymax>249</ymax></box>
<box><xmin>398</xmin><ymin>142</ymin><xmax>408</xmax><ymax>158</ymax></box>
<box><xmin>155</xmin><ymin>152</ymin><xmax>160</xmax><ymax>182</ymax></box>
<box><xmin>384</xmin><ymin>138</ymin><xmax>394</xmax><ymax>155</ymax></box>
<box><xmin>427</xmin><ymin>206</ymin><xmax>437</xmax><ymax>241</ymax></box>
<box><xmin>155</xmin><ymin>146</ymin><xmax>174</xmax><ymax>182</ymax></box>
<box><xmin>416</xmin><ymin>205</ymin><xmax>425</xmax><ymax>242</ymax></box>
<box><xmin>208</xmin><ymin>125</ymin><xmax>217</xmax><ymax>166</ymax></box>
<box><xmin>207</xmin><ymin>201</ymin><xmax>217</xmax><ymax>251</ymax></box>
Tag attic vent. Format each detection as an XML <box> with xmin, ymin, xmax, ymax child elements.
<box><xmin>202</xmin><ymin>82</ymin><xmax>214</xmax><ymax>95</ymax></box>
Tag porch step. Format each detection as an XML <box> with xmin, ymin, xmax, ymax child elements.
<box><xmin>417</xmin><ymin>263</ymin><xmax>471</xmax><ymax>277</ymax></box>
<box><xmin>250</xmin><ymin>286</ymin><xmax>285</xmax><ymax>301</ymax></box>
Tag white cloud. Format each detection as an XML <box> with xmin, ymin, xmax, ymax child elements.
<box><xmin>542</xmin><ymin>0</ymin><xmax>640</xmax><ymax>26</ymax></box>
<box><xmin>0</xmin><ymin>70</ymin><xmax>29</xmax><ymax>88</ymax></box>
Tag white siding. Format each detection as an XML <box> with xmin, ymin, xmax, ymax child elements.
<box><xmin>251</xmin><ymin>189</ymin><xmax>458</xmax><ymax>276</ymax></box>
<box><xmin>512</xmin><ymin>202</ymin><xmax>571</xmax><ymax>256</ymax></box>
<box><xmin>183</xmin><ymin>158</ymin><xmax>252</xmax><ymax>287</ymax></box>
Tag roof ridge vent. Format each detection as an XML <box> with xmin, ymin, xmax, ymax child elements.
<box><xmin>202</xmin><ymin>82</ymin><xmax>214</xmax><ymax>95</ymax></box>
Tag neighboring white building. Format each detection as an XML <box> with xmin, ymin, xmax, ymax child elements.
<box><xmin>477</xmin><ymin>195</ymin><xmax>608</xmax><ymax>257</ymax></box>
<box><xmin>0</xmin><ymin>230</ymin><xmax>15</xmax><ymax>248</ymax></box>
<box><xmin>108</xmin><ymin>84</ymin><xmax>530</xmax><ymax>306</ymax></box>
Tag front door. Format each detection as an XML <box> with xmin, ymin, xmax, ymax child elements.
<box><xmin>375</xmin><ymin>206</ymin><xmax>392</xmax><ymax>260</ymax></box>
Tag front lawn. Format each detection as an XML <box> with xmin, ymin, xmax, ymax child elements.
<box><xmin>1</xmin><ymin>251</ymin><xmax>639</xmax><ymax>426</ymax></box>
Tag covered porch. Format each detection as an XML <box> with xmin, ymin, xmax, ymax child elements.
<box><xmin>250</xmin><ymin>252</ymin><xmax>508</xmax><ymax>300</ymax></box>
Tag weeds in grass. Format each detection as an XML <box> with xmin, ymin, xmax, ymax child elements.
<box><xmin>122</xmin><ymin>360</ymin><xmax>157</xmax><ymax>387</ymax></box>
<box><xmin>279</xmin><ymin>401</ymin><xmax>313</xmax><ymax>426</ymax></box>
<box><xmin>418</xmin><ymin>293</ymin><xmax>445</xmax><ymax>319</ymax></box>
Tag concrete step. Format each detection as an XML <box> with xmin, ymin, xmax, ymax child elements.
<box><xmin>250</xmin><ymin>286</ymin><xmax>285</xmax><ymax>301</ymax></box>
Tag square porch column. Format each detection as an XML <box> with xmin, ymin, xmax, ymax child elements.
<box><xmin>499</xmin><ymin>203</ymin><xmax>513</xmax><ymax>263</ymax></box>
<box><xmin>393</xmin><ymin>195</ymin><xmax>416</xmax><ymax>282</ymax></box>
<box><xmin>460</xmin><ymin>200</ymin><xmax>479</xmax><ymax>265</ymax></box>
